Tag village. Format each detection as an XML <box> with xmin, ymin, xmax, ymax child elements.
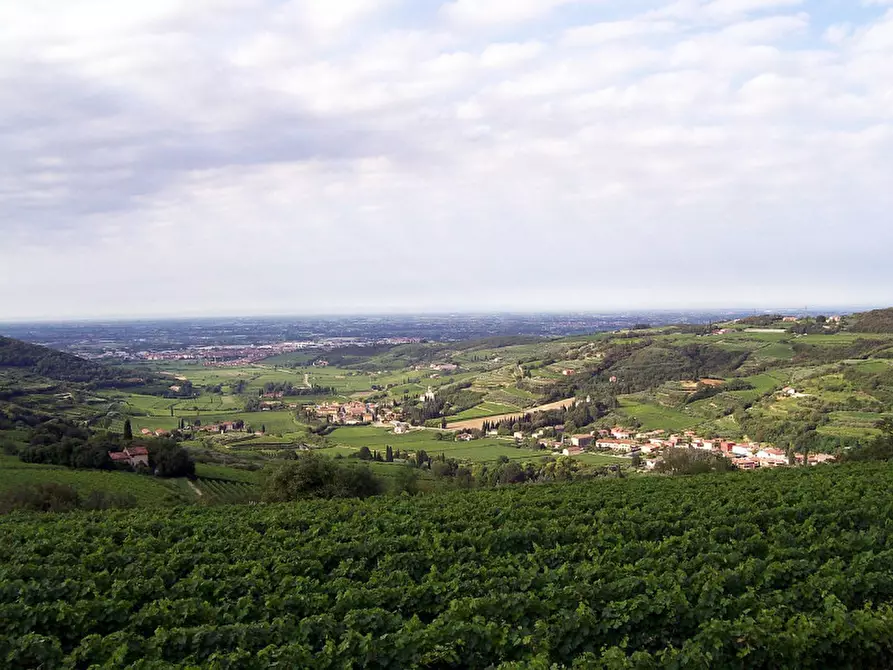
<box><xmin>530</xmin><ymin>426</ymin><xmax>836</xmax><ymax>469</ymax></box>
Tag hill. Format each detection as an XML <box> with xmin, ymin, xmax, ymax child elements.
<box><xmin>4</xmin><ymin>463</ymin><xmax>893</xmax><ymax>667</ymax></box>
<box><xmin>852</xmin><ymin>308</ymin><xmax>893</xmax><ymax>333</ymax></box>
<box><xmin>0</xmin><ymin>335</ymin><xmax>149</xmax><ymax>387</ymax></box>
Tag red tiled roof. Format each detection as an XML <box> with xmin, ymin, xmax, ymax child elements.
<box><xmin>108</xmin><ymin>451</ymin><xmax>130</xmax><ymax>461</ymax></box>
<box><xmin>127</xmin><ymin>446</ymin><xmax>149</xmax><ymax>456</ymax></box>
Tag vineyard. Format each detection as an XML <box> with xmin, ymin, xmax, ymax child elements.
<box><xmin>4</xmin><ymin>463</ymin><xmax>893</xmax><ymax>667</ymax></box>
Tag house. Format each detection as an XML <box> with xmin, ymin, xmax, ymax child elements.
<box><xmin>513</xmin><ymin>431</ymin><xmax>525</xmax><ymax>440</ymax></box>
<box><xmin>736</xmin><ymin>458</ymin><xmax>760</xmax><ymax>470</ymax></box>
<box><xmin>757</xmin><ymin>447</ymin><xmax>788</xmax><ymax>466</ymax></box>
<box><xmin>109</xmin><ymin>451</ymin><xmax>130</xmax><ymax>464</ymax></box>
<box><xmin>596</xmin><ymin>438</ymin><xmax>637</xmax><ymax>453</ymax></box>
<box><xmin>610</xmin><ymin>427</ymin><xmax>631</xmax><ymax>439</ymax></box>
<box><xmin>457</xmin><ymin>433</ymin><xmax>474</xmax><ymax>442</ymax></box>
<box><xmin>731</xmin><ymin>444</ymin><xmax>753</xmax><ymax>457</ymax></box>
<box><xmin>154</xmin><ymin>429</ymin><xmax>170</xmax><ymax>437</ymax></box>
<box><xmin>719</xmin><ymin>441</ymin><xmax>735</xmax><ymax>454</ymax></box>
<box><xmin>108</xmin><ymin>446</ymin><xmax>150</xmax><ymax>468</ymax></box>
<box><xmin>562</xmin><ymin>446</ymin><xmax>583</xmax><ymax>456</ymax></box>
<box><xmin>571</xmin><ymin>434</ymin><xmax>593</xmax><ymax>448</ymax></box>
<box><xmin>393</xmin><ymin>422</ymin><xmax>410</xmax><ymax>435</ymax></box>
<box><xmin>561</xmin><ymin>369</ymin><xmax>575</xmax><ymax>376</ymax></box>
<box><xmin>126</xmin><ymin>446</ymin><xmax>150</xmax><ymax>468</ymax></box>
<box><xmin>140</xmin><ymin>428</ymin><xmax>152</xmax><ymax>436</ymax></box>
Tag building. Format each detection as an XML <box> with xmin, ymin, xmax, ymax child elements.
<box><xmin>108</xmin><ymin>446</ymin><xmax>150</xmax><ymax>468</ymax></box>
<box><xmin>731</xmin><ymin>444</ymin><xmax>754</xmax><ymax>457</ymax></box>
<box><xmin>561</xmin><ymin>369</ymin><xmax>575</xmax><ymax>376</ymax></box>
<box><xmin>757</xmin><ymin>448</ymin><xmax>788</xmax><ymax>466</ymax></box>
<box><xmin>570</xmin><ymin>434</ymin><xmax>593</xmax><ymax>448</ymax></box>
<box><xmin>611</xmin><ymin>427</ymin><xmax>631</xmax><ymax>439</ymax></box>
<box><xmin>393</xmin><ymin>422</ymin><xmax>410</xmax><ymax>434</ymax></box>
<box><xmin>456</xmin><ymin>433</ymin><xmax>474</xmax><ymax>442</ymax></box>
<box><xmin>596</xmin><ymin>438</ymin><xmax>637</xmax><ymax>453</ymax></box>
<box><xmin>562</xmin><ymin>446</ymin><xmax>583</xmax><ymax>456</ymax></box>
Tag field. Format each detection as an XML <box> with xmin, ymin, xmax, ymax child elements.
<box><xmin>328</xmin><ymin>426</ymin><xmax>534</xmax><ymax>462</ymax></box>
<box><xmin>6</xmin><ymin>463</ymin><xmax>893</xmax><ymax>667</ymax></box>
<box><xmin>0</xmin><ymin>455</ymin><xmax>193</xmax><ymax>506</ymax></box>
<box><xmin>616</xmin><ymin>396</ymin><xmax>697</xmax><ymax>432</ymax></box>
<box><xmin>446</xmin><ymin>397</ymin><xmax>575</xmax><ymax>431</ymax></box>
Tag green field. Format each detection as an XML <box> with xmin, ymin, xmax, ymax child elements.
<box><xmin>449</xmin><ymin>401</ymin><xmax>521</xmax><ymax>420</ymax></box>
<box><xmin>0</xmin><ymin>455</ymin><xmax>193</xmax><ymax>505</ymax></box>
<box><xmin>8</xmin><ymin>463</ymin><xmax>893</xmax><ymax>666</ymax></box>
<box><xmin>616</xmin><ymin>397</ymin><xmax>698</xmax><ymax>432</ymax></box>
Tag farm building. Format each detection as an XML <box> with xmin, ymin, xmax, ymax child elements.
<box><xmin>108</xmin><ymin>446</ymin><xmax>150</xmax><ymax>468</ymax></box>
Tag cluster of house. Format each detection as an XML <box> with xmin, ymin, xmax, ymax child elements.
<box><xmin>526</xmin><ymin>426</ymin><xmax>835</xmax><ymax>470</ymax></box>
<box><xmin>140</xmin><ymin>428</ymin><xmax>171</xmax><ymax>437</ymax></box>
<box><xmin>108</xmin><ymin>445</ymin><xmax>150</xmax><ymax>468</ymax></box>
<box><xmin>311</xmin><ymin>400</ymin><xmax>403</xmax><ymax>425</ymax></box>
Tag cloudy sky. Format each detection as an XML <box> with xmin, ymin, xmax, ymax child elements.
<box><xmin>1</xmin><ymin>0</ymin><xmax>891</xmax><ymax>319</ymax></box>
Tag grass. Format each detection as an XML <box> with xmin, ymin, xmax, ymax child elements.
<box><xmin>616</xmin><ymin>397</ymin><xmax>697</xmax><ymax>432</ymax></box>
<box><xmin>0</xmin><ymin>455</ymin><xmax>193</xmax><ymax>506</ymax></box>
<box><xmin>329</xmin><ymin>426</ymin><xmax>553</xmax><ymax>463</ymax></box>
<box><xmin>449</xmin><ymin>401</ymin><xmax>521</xmax><ymax>421</ymax></box>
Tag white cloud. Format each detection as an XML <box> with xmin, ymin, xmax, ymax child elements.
<box><xmin>440</xmin><ymin>0</ymin><xmax>574</xmax><ymax>27</ymax></box>
<box><xmin>1</xmin><ymin>0</ymin><xmax>892</xmax><ymax>318</ymax></box>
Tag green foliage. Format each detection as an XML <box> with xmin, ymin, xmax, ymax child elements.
<box><xmin>655</xmin><ymin>447</ymin><xmax>737</xmax><ymax>475</ymax></box>
<box><xmin>263</xmin><ymin>452</ymin><xmax>382</xmax><ymax>501</ymax></box>
<box><xmin>6</xmin><ymin>464</ymin><xmax>893</xmax><ymax>666</ymax></box>
<box><xmin>0</xmin><ymin>482</ymin><xmax>136</xmax><ymax>514</ymax></box>
<box><xmin>852</xmin><ymin>308</ymin><xmax>893</xmax><ymax>333</ymax></box>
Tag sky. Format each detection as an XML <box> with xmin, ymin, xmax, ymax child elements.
<box><xmin>1</xmin><ymin>0</ymin><xmax>892</xmax><ymax>320</ymax></box>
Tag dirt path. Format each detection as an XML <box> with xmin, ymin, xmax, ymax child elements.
<box><xmin>446</xmin><ymin>397</ymin><xmax>576</xmax><ymax>431</ymax></box>
<box><xmin>186</xmin><ymin>480</ymin><xmax>203</xmax><ymax>497</ymax></box>
<box><xmin>304</xmin><ymin>373</ymin><xmax>312</xmax><ymax>389</ymax></box>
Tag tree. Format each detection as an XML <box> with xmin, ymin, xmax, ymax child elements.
<box><xmin>393</xmin><ymin>466</ymin><xmax>420</xmax><ymax>495</ymax></box>
<box><xmin>357</xmin><ymin>446</ymin><xmax>373</xmax><ymax>461</ymax></box>
<box><xmin>149</xmin><ymin>440</ymin><xmax>195</xmax><ymax>478</ymax></box>
<box><xmin>655</xmin><ymin>448</ymin><xmax>735</xmax><ymax>476</ymax></box>
<box><xmin>261</xmin><ymin>424</ymin><xmax>266</xmax><ymax>434</ymax></box>
<box><xmin>263</xmin><ymin>452</ymin><xmax>382</xmax><ymax>501</ymax></box>
<box><xmin>386</xmin><ymin>445</ymin><xmax>394</xmax><ymax>462</ymax></box>
<box><xmin>123</xmin><ymin>419</ymin><xmax>133</xmax><ymax>441</ymax></box>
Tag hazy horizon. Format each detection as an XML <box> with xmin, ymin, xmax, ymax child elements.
<box><xmin>0</xmin><ymin>303</ymin><xmax>883</xmax><ymax>325</ymax></box>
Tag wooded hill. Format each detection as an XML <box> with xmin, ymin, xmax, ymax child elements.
<box><xmin>853</xmin><ymin>308</ymin><xmax>893</xmax><ymax>333</ymax></box>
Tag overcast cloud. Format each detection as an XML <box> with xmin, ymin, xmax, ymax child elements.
<box><xmin>1</xmin><ymin>0</ymin><xmax>892</xmax><ymax>319</ymax></box>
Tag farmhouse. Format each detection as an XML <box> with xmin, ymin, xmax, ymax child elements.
<box><xmin>108</xmin><ymin>446</ymin><xmax>150</xmax><ymax>468</ymax></box>
<box><xmin>562</xmin><ymin>446</ymin><xmax>584</xmax><ymax>456</ymax></box>
<box><xmin>596</xmin><ymin>438</ymin><xmax>638</xmax><ymax>453</ymax></box>
<box><xmin>610</xmin><ymin>427</ymin><xmax>631</xmax><ymax>439</ymax></box>
<box><xmin>757</xmin><ymin>448</ymin><xmax>788</xmax><ymax>466</ymax></box>
<box><xmin>392</xmin><ymin>422</ymin><xmax>410</xmax><ymax>434</ymax></box>
<box><xmin>456</xmin><ymin>433</ymin><xmax>474</xmax><ymax>442</ymax></box>
<box><xmin>570</xmin><ymin>434</ymin><xmax>593</xmax><ymax>448</ymax></box>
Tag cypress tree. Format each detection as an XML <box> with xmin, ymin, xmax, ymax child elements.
<box><xmin>123</xmin><ymin>419</ymin><xmax>133</xmax><ymax>441</ymax></box>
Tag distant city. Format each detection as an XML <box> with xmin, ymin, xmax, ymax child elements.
<box><xmin>0</xmin><ymin>308</ymin><xmax>866</xmax><ymax>362</ymax></box>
